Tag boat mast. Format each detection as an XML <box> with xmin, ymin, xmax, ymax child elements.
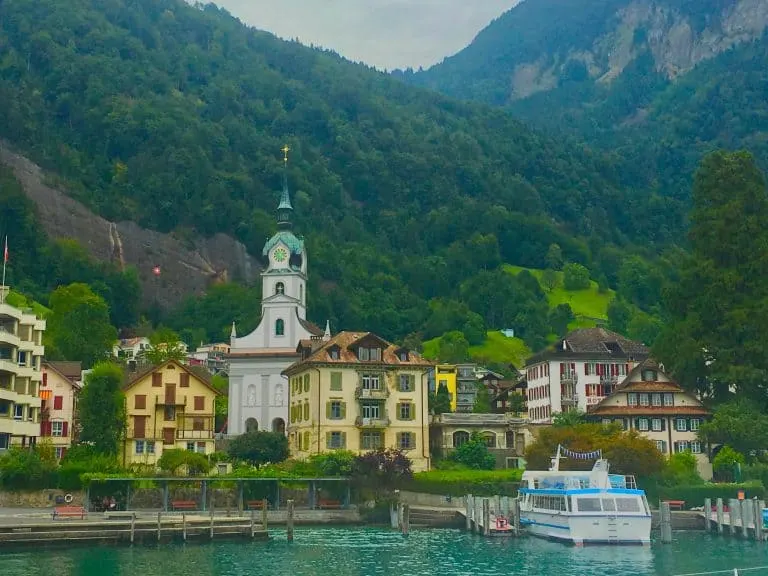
<box><xmin>549</xmin><ymin>444</ymin><xmax>563</xmax><ymax>471</ymax></box>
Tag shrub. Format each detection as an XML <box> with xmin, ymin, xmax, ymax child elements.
<box><xmin>158</xmin><ymin>449</ymin><xmax>211</xmax><ymax>476</ymax></box>
<box><xmin>407</xmin><ymin>469</ymin><xmax>522</xmax><ymax>497</ymax></box>
<box><xmin>563</xmin><ymin>262</ymin><xmax>591</xmax><ymax>290</ymax></box>
<box><xmin>228</xmin><ymin>431</ymin><xmax>289</xmax><ymax>467</ymax></box>
<box><xmin>713</xmin><ymin>445</ymin><xmax>745</xmax><ymax>473</ymax></box>
<box><xmin>447</xmin><ymin>435</ymin><xmax>495</xmax><ymax>470</ymax></box>
<box><xmin>0</xmin><ymin>447</ymin><xmax>58</xmax><ymax>490</ymax></box>
<box><xmin>306</xmin><ymin>451</ymin><xmax>356</xmax><ymax>477</ymax></box>
<box><xmin>655</xmin><ymin>481</ymin><xmax>765</xmax><ymax>508</ymax></box>
<box><xmin>744</xmin><ymin>463</ymin><xmax>768</xmax><ymax>488</ymax></box>
<box><xmin>58</xmin><ymin>444</ymin><xmax>123</xmax><ymax>490</ymax></box>
<box><xmin>659</xmin><ymin>451</ymin><xmax>703</xmax><ymax>486</ymax></box>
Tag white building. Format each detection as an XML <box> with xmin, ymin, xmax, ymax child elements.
<box><xmin>523</xmin><ymin>328</ymin><xmax>648</xmax><ymax>423</ymax></box>
<box><xmin>227</xmin><ymin>160</ymin><xmax>327</xmax><ymax>436</ymax></box>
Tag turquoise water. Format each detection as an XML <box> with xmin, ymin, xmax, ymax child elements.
<box><xmin>2</xmin><ymin>528</ymin><xmax>768</xmax><ymax>576</ymax></box>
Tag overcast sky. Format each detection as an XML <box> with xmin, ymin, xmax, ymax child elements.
<box><xmin>213</xmin><ymin>0</ymin><xmax>520</xmax><ymax>70</ymax></box>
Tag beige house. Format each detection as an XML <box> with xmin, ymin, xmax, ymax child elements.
<box><xmin>588</xmin><ymin>358</ymin><xmax>713</xmax><ymax>479</ymax></box>
<box><xmin>121</xmin><ymin>359</ymin><xmax>220</xmax><ymax>467</ymax></box>
<box><xmin>40</xmin><ymin>361</ymin><xmax>82</xmax><ymax>459</ymax></box>
<box><xmin>283</xmin><ymin>332</ymin><xmax>433</xmax><ymax>471</ymax></box>
<box><xmin>430</xmin><ymin>413</ymin><xmax>531</xmax><ymax>469</ymax></box>
<box><xmin>0</xmin><ymin>289</ymin><xmax>46</xmax><ymax>451</ymax></box>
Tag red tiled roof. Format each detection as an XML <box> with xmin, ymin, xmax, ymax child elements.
<box><xmin>620</xmin><ymin>381</ymin><xmax>682</xmax><ymax>392</ymax></box>
<box><xmin>283</xmin><ymin>331</ymin><xmax>433</xmax><ymax>375</ymax></box>
<box><xmin>229</xmin><ymin>351</ymin><xmax>301</xmax><ymax>359</ymax></box>
<box><xmin>589</xmin><ymin>406</ymin><xmax>711</xmax><ymax>416</ymax></box>
<box><xmin>122</xmin><ymin>359</ymin><xmax>220</xmax><ymax>395</ymax></box>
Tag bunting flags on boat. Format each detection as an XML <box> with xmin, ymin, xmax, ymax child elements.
<box><xmin>560</xmin><ymin>445</ymin><xmax>602</xmax><ymax>460</ymax></box>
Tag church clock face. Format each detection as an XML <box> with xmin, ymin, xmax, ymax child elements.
<box><xmin>273</xmin><ymin>247</ymin><xmax>288</xmax><ymax>263</ymax></box>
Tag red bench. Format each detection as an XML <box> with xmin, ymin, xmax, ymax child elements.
<box><xmin>52</xmin><ymin>506</ymin><xmax>87</xmax><ymax>520</ymax></box>
<box><xmin>318</xmin><ymin>499</ymin><xmax>342</xmax><ymax>509</ymax></box>
<box><xmin>246</xmin><ymin>500</ymin><xmax>267</xmax><ymax>510</ymax></box>
<box><xmin>171</xmin><ymin>500</ymin><xmax>197</xmax><ymax>511</ymax></box>
<box><xmin>663</xmin><ymin>500</ymin><xmax>685</xmax><ymax>510</ymax></box>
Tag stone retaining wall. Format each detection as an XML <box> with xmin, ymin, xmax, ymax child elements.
<box><xmin>399</xmin><ymin>490</ymin><xmax>466</xmax><ymax>509</ymax></box>
<box><xmin>0</xmin><ymin>489</ymin><xmax>85</xmax><ymax>508</ymax></box>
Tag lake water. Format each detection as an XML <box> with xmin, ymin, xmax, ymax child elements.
<box><xmin>2</xmin><ymin>528</ymin><xmax>768</xmax><ymax>576</ymax></box>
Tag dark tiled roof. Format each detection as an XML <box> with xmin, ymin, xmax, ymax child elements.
<box><xmin>526</xmin><ymin>328</ymin><xmax>648</xmax><ymax>365</ymax></box>
<box><xmin>283</xmin><ymin>331</ymin><xmax>434</xmax><ymax>375</ymax></box>
<box><xmin>44</xmin><ymin>361</ymin><xmax>82</xmax><ymax>381</ymax></box>
<box><xmin>298</xmin><ymin>314</ymin><xmax>324</xmax><ymax>336</ymax></box>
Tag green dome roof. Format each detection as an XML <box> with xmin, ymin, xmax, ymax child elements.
<box><xmin>263</xmin><ymin>230</ymin><xmax>304</xmax><ymax>257</ymax></box>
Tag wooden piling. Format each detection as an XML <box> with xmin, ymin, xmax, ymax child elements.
<box><xmin>287</xmin><ymin>499</ymin><xmax>295</xmax><ymax>542</ymax></box>
<box><xmin>157</xmin><ymin>512</ymin><xmax>162</xmax><ymax>542</ymax></box>
<box><xmin>659</xmin><ymin>501</ymin><xmax>672</xmax><ymax>543</ymax></box>
<box><xmin>759</xmin><ymin>500</ymin><xmax>766</xmax><ymax>541</ymax></box>
<box><xmin>474</xmin><ymin>497</ymin><xmax>482</xmax><ymax>534</ymax></box>
<box><xmin>262</xmin><ymin>499</ymin><xmax>268</xmax><ymax>532</ymax></box>
<box><xmin>130</xmin><ymin>514</ymin><xmax>135</xmax><ymax>544</ymax></box>
<box><xmin>465</xmin><ymin>495</ymin><xmax>472</xmax><ymax>531</ymax></box>
<box><xmin>183</xmin><ymin>513</ymin><xmax>187</xmax><ymax>542</ymax></box>
<box><xmin>716</xmin><ymin>498</ymin><xmax>724</xmax><ymax>535</ymax></box>
<box><xmin>741</xmin><ymin>499</ymin><xmax>750</xmax><ymax>539</ymax></box>
<box><xmin>250</xmin><ymin>510</ymin><xmax>255</xmax><ymax>538</ymax></box>
<box><xmin>512</xmin><ymin>497</ymin><xmax>521</xmax><ymax>535</ymax></box>
<box><xmin>402</xmin><ymin>503</ymin><xmax>410</xmax><ymax>537</ymax></box>
<box><xmin>704</xmin><ymin>498</ymin><xmax>712</xmax><ymax>532</ymax></box>
<box><xmin>482</xmin><ymin>498</ymin><xmax>490</xmax><ymax>537</ymax></box>
<box><xmin>753</xmin><ymin>500</ymin><xmax>762</xmax><ymax>542</ymax></box>
<box><xmin>729</xmin><ymin>499</ymin><xmax>739</xmax><ymax>536</ymax></box>
<box><xmin>210</xmin><ymin>507</ymin><xmax>215</xmax><ymax>540</ymax></box>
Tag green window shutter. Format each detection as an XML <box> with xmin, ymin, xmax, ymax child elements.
<box><xmin>396</xmin><ymin>402</ymin><xmax>402</xmax><ymax>420</ymax></box>
<box><xmin>303</xmin><ymin>402</ymin><xmax>309</xmax><ymax>420</ymax></box>
<box><xmin>396</xmin><ymin>432</ymin><xmax>402</xmax><ymax>447</ymax></box>
<box><xmin>341</xmin><ymin>402</ymin><xmax>347</xmax><ymax>419</ymax></box>
<box><xmin>304</xmin><ymin>431</ymin><xmax>310</xmax><ymax>450</ymax></box>
<box><xmin>661</xmin><ymin>418</ymin><xmax>666</xmax><ymax>431</ymax></box>
<box><xmin>326</xmin><ymin>432</ymin><xmax>331</xmax><ymax>448</ymax></box>
<box><xmin>409</xmin><ymin>375</ymin><xmax>415</xmax><ymax>392</ymax></box>
<box><xmin>341</xmin><ymin>432</ymin><xmax>347</xmax><ymax>448</ymax></box>
<box><xmin>409</xmin><ymin>403</ymin><xmax>416</xmax><ymax>421</ymax></box>
<box><xmin>331</xmin><ymin>372</ymin><xmax>342</xmax><ymax>391</ymax></box>
<box><xmin>326</xmin><ymin>402</ymin><xmax>331</xmax><ymax>419</ymax></box>
<box><xmin>633</xmin><ymin>418</ymin><xmax>639</xmax><ymax>429</ymax></box>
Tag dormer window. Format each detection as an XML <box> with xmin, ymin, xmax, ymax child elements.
<box><xmin>328</xmin><ymin>346</ymin><xmax>340</xmax><ymax>360</ymax></box>
<box><xmin>642</xmin><ymin>370</ymin><xmax>657</xmax><ymax>382</ymax></box>
<box><xmin>357</xmin><ymin>347</ymin><xmax>381</xmax><ymax>362</ymax></box>
<box><xmin>398</xmin><ymin>351</ymin><xmax>409</xmax><ymax>362</ymax></box>
<box><xmin>275</xmin><ymin>282</ymin><xmax>285</xmax><ymax>295</ymax></box>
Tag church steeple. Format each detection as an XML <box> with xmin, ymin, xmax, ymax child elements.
<box><xmin>277</xmin><ymin>145</ymin><xmax>293</xmax><ymax>229</ymax></box>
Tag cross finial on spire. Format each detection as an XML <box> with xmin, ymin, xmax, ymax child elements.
<box><xmin>282</xmin><ymin>144</ymin><xmax>290</xmax><ymax>163</ymax></box>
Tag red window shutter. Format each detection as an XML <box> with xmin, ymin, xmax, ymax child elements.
<box><xmin>42</xmin><ymin>373</ymin><xmax>47</xmax><ymax>387</ymax></box>
<box><xmin>152</xmin><ymin>373</ymin><xmax>162</xmax><ymax>387</ymax></box>
<box><xmin>194</xmin><ymin>396</ymin><xmax>205</xmax><ymax>411</ymax></box>
<box><xmin>53</xmin><ymin>396</ymin><xmax>63</xmax><ymax>410</ymax></box>
<box><xmin>180</xmin><ymin>373</ymin><xmax>190</xmax><ymax>388</ymax></box>
<box><xmin>560</xmin><ymin>363</ymin><xmax>564</xmax><ymax>375</ymax></box>
<box><xmin>62</xmin><ymin>421</ymin><xmax>69</xmax><ymax>437</ymax></box>
<box><xmin>45</xmin><ymin>422</ymin><xmax>52</xmax><ymax>437</ymax></box>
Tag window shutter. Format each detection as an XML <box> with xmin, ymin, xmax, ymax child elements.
<box><xmin>633</xmin><ymin>418</ymin><xmax>639</xmax><ymax>429</ymax></box>
<box><xmin>53</xmin><ymin>396</ymin><xmax>63</xmax><ymax>410</ymax></box>
<box><xmin>396</xmin><ymin>402</ymin><xmax>402</xmax><ymax>419</ymax></box>
<box><xmin>62</xmin><ymin>421</ymin><xmax>69</xmax><ymax>437</ymax></box>
<box><xmin>661</xmin><ymin>418</ymin><xmax>666</xmax><ymax>431</ymax></box>
<box><xmin>409</xmin><ymin>403</ymin><xmax>416</xmax><ymax>421</ymax></box>
<box><xmin>625</xmin><ymin>363</ymin><xmax>630</xmax><ymax>374</ymax></box>
<box><xmin>61</xmin><ymin>448</ymin><xmax>67</xmax><ymax>458</ymax></box>
<box><xmin>152</xmin><ymin>373</ymin><xmax>162</xmax><ymax>387</ymax></box>
<box><xmin>194</xmin><ymin>396</ymin><xmax>204</xmax><ymax>411</ymax></box>
<box><xmin>341</xmin><ymin>402</ymin><xmax>347</xmax><ymax>419</ymax></box>
<box><xmin>571</xmin><ymin>363</ymin><xmax>575</xmax><ymax>374</ymax></box>
<box><xmin>325</xmin><ymin>402</ymin><xmax>331</xmax><ymax>419</ymax></box>
<box><xmin>341</xmin><ymin>432</ymin><xmax>347</xmax><ymax>448</ymax></box>
<box><xmin>560</xmin><ymin>363</ymin><xmax>564</xmax><ymax>375</ymax></box>
<box><xmin>180</xmin><ymin>373</ymin><xmax>190</xmax><ymax>387</ymax></box>
<box><xmin>325</xmin><ymin>432</ymin><xmax>331</xmax><ymax>448</ymax></box>
<box><xmin>396</xmin><ymin>432</ymin><xmax>402</xmax><ymax>447</ymax></box>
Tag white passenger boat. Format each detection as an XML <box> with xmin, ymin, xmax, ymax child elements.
<box><xmin>519</xmin><ymin>445</ymin><xmax>652</xmax><ymax>546</ymax></box>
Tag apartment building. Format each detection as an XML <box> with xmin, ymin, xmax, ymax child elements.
<box><xmin>284</xmin><ymin>332</ymin><xmax>433</xmax><ymax>471</ymax></box>
<box><xmin>40</xmin><ymin>361</ymin><xmax>82</xmax><ymax>459</ymax></box>
<box><xmin>524</xmin><ymin>328</ymin><xmax>649</xmax><ymax>423</ymax></box>
<box><xmin>0</xmin><ymin>290</ymin><xmax>46</xmax><ymax>450</ymax></box>
<box><xmin>121</xmin><ymin>359</ymin><xmax>220</xmax><ymax>467</ymax></box>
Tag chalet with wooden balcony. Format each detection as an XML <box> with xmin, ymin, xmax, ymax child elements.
<box><xmin>121</xmin><ymin>359</ymin><xmax>220</xmax><ymax>467</ymax></box>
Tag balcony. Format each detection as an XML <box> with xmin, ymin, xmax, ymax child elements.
<box><xmin>561</xmin><ymin>393</ymin><xmax>579</xmax><ymax>405</ymax></box>
<box><xmin>355</xmin><ymin>386</ymin><xmax>389</xmax><ymax>400</ymax></box>
<box><xmin>560</xmin><ymin>373</ymin><xmax>578</xmax><ymax>385</ymax></box>
<box><xmin>126</xmin><ymin>427</ymin><xmax>160</xmax><ymax>440</ymax></box>
<box><xmin>600</xmin><ymin>375</ymin><xmax>619</xmax><ymax>386</ymax></box>
<box><xmin>355</xmin><ymin>416</ymin><xmax>390</xmax><ymax>428</ymax></box>
<box><xmin>0</xmin><ymin>359</ymin><xmax>17</xmax><ymax>375</ymax></box>
<box><xmin>0</xmin><ymin>327</ymin><xmax>19</xmax><ymax>348</ymax></box>
<box><xmin>176</xmin><ymin>429</ymin><xmax>214</xmax><ymax>440</ymax></box>
<box><xmin>155</xmin><ymin>394</ymin><xmax>187</xmax><ymax>407</ymax></box>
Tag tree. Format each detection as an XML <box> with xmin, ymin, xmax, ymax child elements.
<box><xmin>46</xmin><ymin>283</ymin><xmax>118</xmax><ymax>368</ymax></box>
<box><xmin>562</xmin><ymin>263</ymin><xmax>591</xmax><ymax>290</ymax></box>
<box><xmin>549</xmin><ymin>303</ymin><xmax>575</xmax><ymax>337</ymax></box>
<box><xmin>472</xmin><ymin>384</ymin><xmax>492</xmax><ymax>413</ymax></box>
<box><xmin>78</xmin><ymin>362</ymin><xmax>126</xmax><ymax>455</ymax></box>
<box><xmin>352</xmin><ymin>448</ymin><xmax>412</xmax><ymax>498</ymax></box>
<box><xmin>227</xmin><ymin>431</ymin><xmax>289</xmax><ymax>467</ymax></box>
<box><xmin>541</xmin><ymin>268</ymin><xmax>559</xmax><ymax>292</ymax></box>
<box><xmin>145</xmin><ymin>326</ymin><xmax>187</xmax><ymax>364</ymax></box>
<box><xmin>508</xmin><ymin>391</ymin><xmax>526</xmax><ymax>414</ymax></box>
<box><xmin>158</xmin><ymin>449</ymin><xmax>211</xmax><ymax>476</ymax></box>
<box><xmin>656</xmin><ymin>151</ymin><xmax>768</xmax><ymax>403</ymax></box>
<box><xmin>712</xmin><ymin>445</ymin><xmax>745</xmax><ymax>476</ymax></box>
<box><xmin>660</xmin><ymin>451</ymin><xmax>702</xmax><ymax>486</ymax></box>
<box><xmin>211</xmin><ymin>374</ymin><xmax>229</xmax><ymax>432</ymax></box>
<box><xmin>697</xmin><ymin>400</ymin><xmax>768</xmax><ymax>460</ymax></box>
<box><xmin>437</xmin><ymin>330</ymin><xmax>470</xmax><ymax>363</ymax></box>
<box><xmin>525</xmin><ymin>424</ymin><xmax>664</xmax><ymax>477</ymax></box>
<box><xmin>546</xmin><ymin>243</ymin><xmax>564</xmax><ymax>270</ymax></box>
<box><xmin>430</xmin><ymin>381</ymin><xmax>453</xmax><ymax>414</ymax></box>
<box><xmin>447</xmin><ymin>434</ymin><xmax>496</xmax><ymax>470</ymax></box>
<box><xmin>552</xmin><ymin>410</ymin><xmax>587</xmax><ymax>427</ymax></box>
<box><xmin>607</xmin><ymin>298</ymin><xmax>632</xmax><ymax>335</ymax></box>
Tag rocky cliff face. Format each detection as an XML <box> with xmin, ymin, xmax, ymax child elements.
<box><xmin>510</xmin><ymin>0</ymin><xmax>768</xmax><ymax>100</ymax></box>
<box><xmin>0</xmin><ymin>142</ymin><xmax>261</xmax><ymax>308</ymax></box>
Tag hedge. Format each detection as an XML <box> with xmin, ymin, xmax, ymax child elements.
<box><xmin>654</xmin><ymin>481</ymin><xmax>765</xmax><ymax>508</ymax></box>
<box><xmin>406</xmin><ymin>469</ymin><xmax>523</xmax><ymax>497</ymax></box>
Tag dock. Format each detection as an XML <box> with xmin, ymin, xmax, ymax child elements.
<box><xmin>460</xmin><ymin>494</ymin><xmax>522</xmax><ymax>537</ymax></box>
<box><xmin>695</xmin><ymin>497</ymin><xmax>768</xmax><ymax>541</ymax></box>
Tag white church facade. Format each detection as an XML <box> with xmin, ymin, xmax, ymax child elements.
<box><xmin>227</xmin><ymin>149</ymin><xmax>327</xmax><ymax>436</ymax></box>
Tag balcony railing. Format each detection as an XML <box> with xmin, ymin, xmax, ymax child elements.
<box><xmin>355</xmin><ymin>416</ymin><xmax>390</xmax><ymax>428</ymax></box>
<box><xmin>600</xmin><ymin>375</ymin><xmax>619</xmax><ymax>385</ymax></box>
<box><xmin>176</xmin><ymin>429</ymin><xmax>214</xmax><ymax>440</ymax></box>
<box><xmin>561</xmin><ymin>393</ymin><xmax>579</xmax><ymax>405</ymax></box>
<box><xmin>560</xmin><ymin>374</ymin><xmax>578</xmax><ymax>384</ymax></box>
<box><xmin>355</xmin><ymin>386</ymin><xmax>389</xmax><ymax>400</ymax></box>
<box><xmin>155</xmin><ymin>394</ymin><xmax>187</xmax><ymax>407</ymax></box>
<box><xmin>125</xmin><ymin>428</ymin><xmax>159</xmax><ymax>440</ymax></box>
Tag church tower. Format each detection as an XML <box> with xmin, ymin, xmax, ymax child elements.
<box><xmin>227</xmin><ymin>145</ymin><xmax>325</xmax><ymax>436</ymax></box>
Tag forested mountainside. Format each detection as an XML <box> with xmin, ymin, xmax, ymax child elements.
<box><xmin>0</xmin><ymin>0</ymin><xmax>667</xmax><ymax>349</ymax></box>
<box><xmin>406</xmin><ymin>0</ymin><xmax>768</xmax><ymax>204</ymax></box>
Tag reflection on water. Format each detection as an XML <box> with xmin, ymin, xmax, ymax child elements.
<box><xmin>1</xmin><ymin>528</ymin><xmax>767</xmax><ymax>576</ymax></box>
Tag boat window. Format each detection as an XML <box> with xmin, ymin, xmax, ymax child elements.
<box><xmin>602</xmin><ymin>498</ymin><xmax>616</xmax><ymax>511</ymax></box>
<box><xmin>615</xmin><ymin>498</ymin><xmax>641</xmax><ymax>512</ymax></box>
<box><xmin>576</xmin><ymin>497</ymin><xmax>602</xmax><ymax>512</ymax></box>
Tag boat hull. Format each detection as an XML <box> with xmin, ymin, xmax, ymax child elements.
<box><xmin>520</xmin><ymin>511</ymin><xmax>651</xmax><ymax>546</ymax></box>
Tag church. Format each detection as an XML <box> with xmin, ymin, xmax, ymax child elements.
<box><xmin>227</xmin><ymin>147</ymin><xmax>328</xmax><ymax>436</ymax></box>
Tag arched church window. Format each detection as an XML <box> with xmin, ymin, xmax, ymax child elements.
<box><xmin>275</xmin><ymin>318</ymin><xmax>285</xmax><ymax>336</ymax></box>
<box><xmin>275</xmin><ymin>282</ymin><xmax>285</xmax><ymax>295</ymax></box>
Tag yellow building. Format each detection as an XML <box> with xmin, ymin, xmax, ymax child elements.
<box><xmin>0</xmin><ymin>289</ymin><xmax>46</xmax><ymax>450</ymax></box>
<box><xmin>434</xmin><ymin>364</ymin><xmax>457</xmax><ymax>412</ymax></box>
<box><xmin>283</xmin><ymin>332</ymin><xmax>434</xmax><ymax>471</ymax></box>
<box><xmin>121</xmin><ymin>359</ymin><xmax>220</xmax><ymax>467</ymax></box>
